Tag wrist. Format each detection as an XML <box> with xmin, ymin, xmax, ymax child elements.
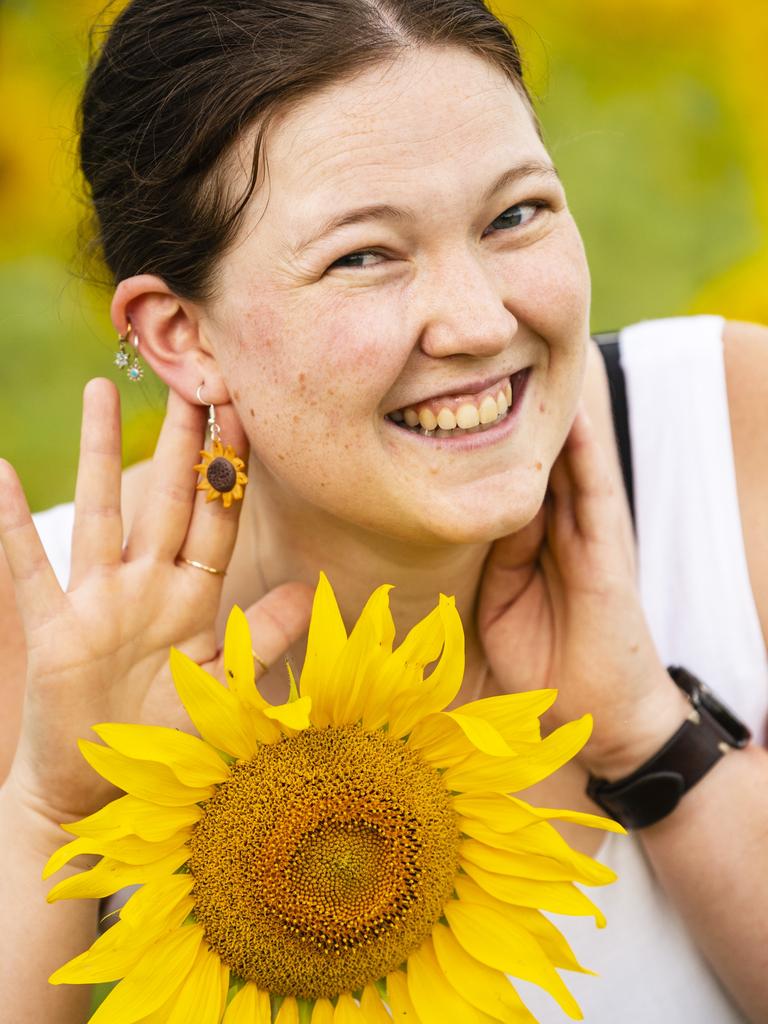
<box><xmin>581</xmin><ymin>669</ymin><xmax>692</xmax><ymax>781</ymax></box>
<box><xmin>0</xmin><ymin>775</ymin><xmax>80</xmax><ymax>861</ymax></box>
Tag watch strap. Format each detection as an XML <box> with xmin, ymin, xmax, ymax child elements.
<box><xmin>586</xmin><ymin>666</ymin><xmax>749</xmax><ymax>829</ymax></box>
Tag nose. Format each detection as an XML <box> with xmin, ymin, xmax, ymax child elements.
<box><xmin>417</xmin><ymin>252</ymin><xmax>518</xmax><ymax>360</ymax></box>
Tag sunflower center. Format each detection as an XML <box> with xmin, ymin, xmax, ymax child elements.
<box><xmin>206</xmin><ymin>456</ymin><xmax>237</xmax><ymax>493</ymax></box>
<box><xmin>187</xmin><ymin>725</ymin><xmax>460</xmax><ymax>999</ymax></box>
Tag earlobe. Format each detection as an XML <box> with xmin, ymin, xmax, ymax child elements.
<box><xmin>110</xmin><ymin>275</ymin><xmax>229</xmax><ymax>404</ymax></box>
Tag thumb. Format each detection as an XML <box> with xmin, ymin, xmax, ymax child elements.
<box><xmin>238</xmin><ymin>580</ymin><xmax>316</xmax><ymax>679</ymax></box>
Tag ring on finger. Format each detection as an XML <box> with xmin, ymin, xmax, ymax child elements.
<box><xmin>176</xmin><ymin>556</ymin><xmax>227</xmax><ymax>576</ymax></box>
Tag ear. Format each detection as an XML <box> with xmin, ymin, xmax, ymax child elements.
<box><xmin>110</xmin><ymin>275</ymin><xmax>229</xmax><ymax>405</ymax></box>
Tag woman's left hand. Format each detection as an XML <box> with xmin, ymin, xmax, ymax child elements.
<box><xmin>477</xmin><ymin>402</ymin><xmax>689</xmax><ymax>778</ymax></box>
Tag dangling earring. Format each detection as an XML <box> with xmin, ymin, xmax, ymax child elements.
<box><xmin>114</xmin><ymin>323</ymin><xmax>144</xmax><ymax>382</ymax></box>
<box><xmin>193</xmin><ymin>384</ymin><xmax>248</xmax><ymax>509</ymax></box>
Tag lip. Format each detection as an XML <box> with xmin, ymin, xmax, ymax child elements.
<box><xmin>384</xmin><ymin>368</ymin><xmax>532</xmax><ymax>451</ymax></box>
<box><xmin>388</xmin><ymin>369</ymin><xmax>524</xmax><ymax>413</ymax></box>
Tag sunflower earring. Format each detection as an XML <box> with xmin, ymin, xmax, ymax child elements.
<box><xmin>193</xmin><ymin>384</ymin><xmax>248</xmax><ymax>508</ymax></box>
<box><xmin>114</xmin><ymin>323</ymin><xmax>144</xmax><ymax>382</ymax></box>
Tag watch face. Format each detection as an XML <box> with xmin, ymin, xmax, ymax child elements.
<box><xmin>670</xmin><ymin>666</ymin><xmax>752</xmax><ymax>748</ymax></box>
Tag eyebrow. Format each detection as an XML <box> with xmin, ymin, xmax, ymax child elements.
<box><xmin>290</xmin><ymin>159</ymin><xmax>561</xmax><ymax>257</ymax></box>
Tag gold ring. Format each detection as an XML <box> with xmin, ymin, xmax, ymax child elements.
<box><xmin>252</xmin><ymin>649</ymin><xmax>269</xmax><ymax>673</ymax></box>
<box><xmin>176</xmin><ymin>557</ymin><xmax>226</xmax><ymax>576</ymax></box>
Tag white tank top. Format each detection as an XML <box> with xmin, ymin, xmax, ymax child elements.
<box><xmin>32</xmin><ymin>315</ymin><xmax>766</xmax><ymax>1022</ymax></box>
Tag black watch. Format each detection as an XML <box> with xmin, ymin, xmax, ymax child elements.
<box><xmin>586</xmin><ymin>666</ymin><xmax>752</xmax><ymax>830</ymax></box>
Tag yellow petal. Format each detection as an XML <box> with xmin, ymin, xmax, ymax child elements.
<box><xmin>407</xmin><ymin>938</ymin><xmax>498</xmax><ymax>1024</ymax></box>
<box><xmin>443</xmin><ymin>715</ymin><xmax>593</xmax><ymax>792</ymax></box>
<box><xmin>443</xmin><ymin>898</ymin><xmax>583</xmax><ymax>1020</ymax></box>
<box><xmin>169</xmin><ymin>647</ymin><xmax>259</xmax><ymax>759</ymax></box>
<box><xmin>460</xmin><ymin>824</ymin><xmax>617</xmax><ymax>886</ymax></box>
<box><xmin>63</xmin><ymin>794</ymin><xmax>203</xmax><ymax>842</ymax></box>
<box><xmin>50</xmin><ymin>875</ymin><xmax>195</xmax><ymax>985</ymax></box>
<box><xmin>431</xmin><ymin>922</ymin><xmax>538</xmax><ymax>1023</ymax></box>
<box><xmin>515</xmin><ymin>797</ymin><xmax>627</xmax><ymax>835</ymax></box>
<box><xmin>165</xmin><ymin>943</ymin><xmax>228</xmax><ymax>1024</ymax></box>
<box><xmin>78</xmin><ymin>739</ymin><xmax>214</xmax><ymax>807</ymax></box>
<box><xmin>222</xmin><ymin>982</ymin><xmax>271</xmax><ymax>1024</ymax></box>
<box><xmin>454</xmin><ymin>793</ymin><xmax>541</xmax><ymax>832</ymax></box>
<box><xmin>360</xmin><ymin>985</ymin><xmax>393</xmax><ymax>1024</ymax></box>
<box><xmin>328</xmin><ymin>583</ymin><xmax>395</xmax><ymax>725</ymax></box>
<box><xmin>408</xmin><ymin>712</ymin><xmax>512</xmax><ymax>765</ymax></box>
<box><xmin>387</xmin><ymin>970</ymin><xmax>422</xmax><ymax>1022</ymax></box>
<box><xmin>223</xmin><ymin>606</ymin><xmax>268</xmax><ymax>710</ymax></box>
<box><xmin>300</xmin><ymin>571</ymin><xmax>348</xmax><ymax>727</ymax></box>
<box><xmin>334</xmin><ymin>993</ymin><xmax>366</xmax><ymax>1023</ymax></box>
<box><xmin>275</xmin><ymin>996</ymin><xmax>300</xmax><ymax>1023</ymax></box>
<box><xmin>44</xmin><ymin>830</ymin><xmax>190</xmax><ymax>880</ymax></box>
<box><xmin>47</xmin><ymin>846</ymin><xmax>189</xmax><ymax>902</ymax></box>
<box><xmin>311</xmin><ymin>998</ymin><xmax>335</xmax><ymax>1024</ymax></box>
<box><xmin>91</xmin><ymin>723</ymin><xmax>230</xmax><ymax>787</ymax></box>
<box><xmin>459</xmin><ymin>857</ymin><xmax>606</xmax><ymax>926</ymax></box>
<box><xmin>264</xmin><ymin>695</ymin><xmax>313</xmax><ymax>732</ymax></box>
<box><xmin>456</xmin><ymin>691</ymin><xmax>558</xmax><ymax>744</ymax></box>
<box><xmin>389</xmin><ymin>595</ymin><xmax>465</xmax><ymax>738</ymax></box>
<box><xmin>455</xmin><ymin>875</ymin><xmax>595</xmax><ymax>975</ymax></box>
<box><xmin>361</xmin><ymin>604</ymin><xmax>444</xmax><ymax>732</ymax></box>
<box><xmin>88</xmin><ymin>926</ymin><xmax>204</xmax><ymax>1024</ymax></box>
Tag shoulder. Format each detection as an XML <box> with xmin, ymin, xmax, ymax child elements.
<box><xmin>721</xmin><ymin>320</ymin><xmax>768</xmax><ymax>649</ymax></box>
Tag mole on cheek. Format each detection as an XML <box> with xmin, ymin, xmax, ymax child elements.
<box><xmin>233</xmin><ymin>389</ymin><xmax>241</xmax><ymax>401</ymax></box>
<box><xmin>535</xmin><ymin>461</ymin><xmax>542</xmax><ymax>471</ymax></box>
<box><xmin>249</xmin><ymin>408</ymin><xmax>255</xmax><ymax>418</ymax></box>
<box><xmin>538</xmin><ymin>402</ymin><xmax>546</xmax><ymax>414</ymax></box>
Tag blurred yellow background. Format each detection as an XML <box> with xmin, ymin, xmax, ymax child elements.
<box><xmin>1</xmin><ymin>0</ymin><xmax>766</xmax><ymax>511</ymax></box>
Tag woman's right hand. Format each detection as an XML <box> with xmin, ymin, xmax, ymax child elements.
<box><xmin>0</xmin><ymin>378</ymin><xmax>314</xmax><ymax>826</ymax></box>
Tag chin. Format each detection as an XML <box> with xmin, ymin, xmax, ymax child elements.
<box><xmin>407</xmin><ymin>475</ymin><xmax>549</xmax><ymax>547</ymax></box>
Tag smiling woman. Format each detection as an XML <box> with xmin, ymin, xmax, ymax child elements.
<box><xmin>1</xmin><ymin>2</ymin><xmax>768</xmax><ymax>1023</ymax></box>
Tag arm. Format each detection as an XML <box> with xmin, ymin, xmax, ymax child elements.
<box><xmin>478</xmin><ymin>320</ymin><xmax>768</xmax><ymax>1021</ymax></box>
<box><xmin>0</xmin><ymin>380</ymin><xmax>312</xmax><ymax>1023</ymax></box>
<box><xmin>630</xmin><ymin>319</ymin><xmax>768</xmax><ymax>1021</ymax></box>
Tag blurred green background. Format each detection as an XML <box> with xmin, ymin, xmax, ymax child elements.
<box><xmin>1</xmin><ymin>0</ymin><xmax>766</xmax><ymax>511</ymax></box>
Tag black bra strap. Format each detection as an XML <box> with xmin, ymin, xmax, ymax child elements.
<box><xmin>592</xmin><ymin>331</ymin><xmax>636</xmax><ymax>534</ymax></box>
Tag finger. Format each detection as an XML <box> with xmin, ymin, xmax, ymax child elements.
<box><xmin>176</xmin><ymin>400</ymin><xmax>250</xmax><ymax>575</ymax></box>
<box><xmin>0</xmin><ymin>459</ymin><xmax>64</xmax><ymax>621</ymax></box>
<box><xmin>69</xmin><ymin>379</ymin><xmax>125</xmax><ymax>587</ymax></box>
<box><xmin>478</xmin><ymin>503</ymin><xmax>547</xmax><ymax>621</ymax></box>
<box><xmin>214</xmin><ymin>581</ymin><xmax>315</xmax><ymax>684</ymax></box>
<box><xmin>124</xmin><ymin>389</ymin><xmax>208</xmax><ymax>561</ymax></box>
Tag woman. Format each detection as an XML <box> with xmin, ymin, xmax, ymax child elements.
<box><xmin>1</xmin><ymin>1</ymin><xmax>767</xmax><ymax>1021</ymax></box>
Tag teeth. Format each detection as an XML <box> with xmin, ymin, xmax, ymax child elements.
<box><xmin>496</xmin><ymin>390</ymin><xmax>509</xmax><ymax>416</ymax></box>
<box><xmin>390</xmin><ymin>409</ymin><xmax>405</xmax><ymax>422</ymax></box>
<box><xmin>418</xmin><ymin>408</ymin><xmax>438</xmax><ymax>430</ymax></box>
<box><xmin>504</xmin><ymin>381</ymin><xmax>513</xmax><ymax>405</ymax></box>
<box><xmin>403</xmin><ymin>408</ymin><xmax>420</xmax><ymax>427</ymax></box>
<box><xmin>456</xmin><ymin>403</ymin><xmax>481</xmax><ymax>429</ymax></box>
<box><xmin>478</xmin><ymin>395</ymin><xmax>499</xmax><ymax>424</ymax></box>
<box><xmin>436</xmin><ymin>408</ymin><xmax>457</xmax><ymax>430</ymax></box>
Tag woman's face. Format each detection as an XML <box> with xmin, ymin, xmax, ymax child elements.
<box><xmin>204</xmin><ymin>46</ymin><xmax>591</xmax><ymax>545</ymax></box>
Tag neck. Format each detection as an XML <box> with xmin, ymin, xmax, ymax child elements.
<box><xmin>233</xmin><ymin>463</ymin><xmax>493</xmax><ymax>703</ymax></box>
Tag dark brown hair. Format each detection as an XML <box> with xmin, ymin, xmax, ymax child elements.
<box><xmin>80</xmin><ymin>0</ymin><xmax>538</xmax><ymax>302</ymax></box>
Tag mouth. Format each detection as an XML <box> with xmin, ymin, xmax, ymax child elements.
<box><xmin>385</xmin><ymin>368</ymin><xmax>532</xmax><ymax>439</ymax></box>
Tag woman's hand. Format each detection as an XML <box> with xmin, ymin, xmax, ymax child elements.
<box><xmin>477</xmin><ymin>402</ymin><xmax>689</xmax><ymax>778</ymax></box>
<box><xmin>0</xmin><ymin>379</ymin><xmax>313</xmax><ymax>825</ymax></box>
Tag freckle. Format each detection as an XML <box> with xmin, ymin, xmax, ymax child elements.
<box><xmin>249</xmin><ymin>408</ymin><xmax>255</xmax><ymax>418</ymax></box>
<box><xmin>233</xmin><ymin>389</ymin><xmax>240</xmax><ymax>401</ymax></box>
<box><xmin>278</xmin><ymin>454</ymin><xmax>285</xmax><ymax>461</ymax></box>
<box><xmin>535</xmin><ymin>461</ymin><xmax>542</xmax><ymax>471</ymax></box>
<box><xmin>539</xmin><ymin>401</ymin><xmax>546</xmax><ymax>413</ymax></box>
<box><xmin>292</xmin><ymin>414</ymin><xmax>300</xmax><ymax>424</ymax></box>
<box><xmin>629</xmin><ymin>642</ymin><xmax>639</xmax><ymax>653</ymax></box>
<box><xmin>429</xmin><ymin>466</ymin><xmax>439</xmax><ymax>476</ymax></box>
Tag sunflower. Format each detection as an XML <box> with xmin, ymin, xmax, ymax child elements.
<box><xmin>45</xmin><ymin>573</ymin><xmax>624</xmax><ymax>1023</ymax></box>
<box><xmin>194</xmin><ymin>440</ymin><xmax>248</xmax><ymax>508</ymax></box>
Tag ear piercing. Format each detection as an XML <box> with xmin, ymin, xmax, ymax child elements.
<box><xmin>114</xmin><ymin>322</ymin><xmax>144</xmax><ymax>382</ymax></box>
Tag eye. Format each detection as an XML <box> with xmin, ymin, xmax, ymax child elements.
<box><xmin>328</xmin><ymin>250</ymin><xmax>385</xmax><ymax>271</ymax></box>
<box><xmin>484</xmin><ymin>200</ymin><xmax>549</xmax><ymax>235</ymax></box>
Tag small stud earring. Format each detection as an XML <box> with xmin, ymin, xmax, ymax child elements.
<box><xmin>115</xmin><ymin>323</ymin><xmax>144</xmax><ymax>382</ymax></box>
<box><xmin>193</xmin><ymin>384</ymin><xmax>248</xmax><ymax>509</ymax></box>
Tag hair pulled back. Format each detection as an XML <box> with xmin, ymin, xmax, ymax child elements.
<box><xmin>80</xmin><ymin>0</ymin><xmax>536</xmax><ymax>302</ymax></box>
